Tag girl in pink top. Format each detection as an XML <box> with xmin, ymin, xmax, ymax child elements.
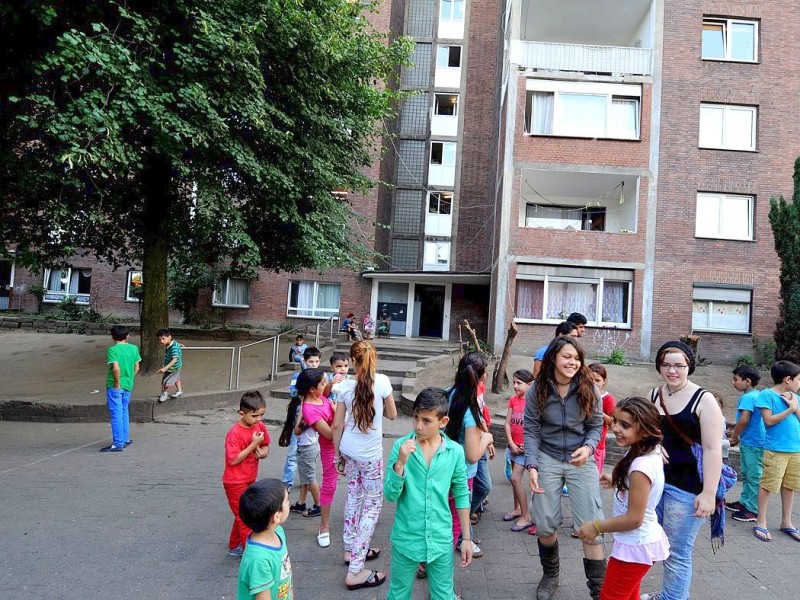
<box><xmin>503</xmin><ymin>369</ymin><xmax>534</xmax><ymax>533</ymax></box>
<box><xmin>588</xmin><ymin>363</ymin><xmax>617</xmax><ymax>474</ymax></box>
<box><xmin>577</xmin><ymin>397</ymin><xmax>670</xmax><ymax>600</ymax></box>
<box><xmin>298</xmin><ymin>368</ymin><xmax>338</xmax><ymax>548</ymax></box>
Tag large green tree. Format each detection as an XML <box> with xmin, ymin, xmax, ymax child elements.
<box><xmin>769</xmin><ymin>157</ymin><xmax>800</xmax><ymax>363</ymax></box>
<box><xmin>1</xmin><ymin>0</ymin><xmax>409</xmax><ymax>369</ymax></box>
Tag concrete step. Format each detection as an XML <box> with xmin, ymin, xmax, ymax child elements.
<box><xmin>333</xmin><ymin>343</ymin><xmax>458</xmax><ymax>358</ymax></box>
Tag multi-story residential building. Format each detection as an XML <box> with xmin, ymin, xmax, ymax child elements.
<box><xmin>3</xmin><ymin>0</ymin><xmax>791</xmax><ymax>363</ymax></box>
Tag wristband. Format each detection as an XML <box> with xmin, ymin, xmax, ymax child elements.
<box><xmin>593</xmin><ymin>519</ymin><xmax>603</xmax><ymax>535</ymax></box>
<box><xmin>525</xmin><ymin>464</ymin><xmax>537</xmax><ymax>471</ymax></box>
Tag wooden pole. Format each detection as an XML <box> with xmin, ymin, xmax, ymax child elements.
<box><xmin>492</xmin><ymin>321</ymin><xmax>518</xmax><ymax>393</ymax></box>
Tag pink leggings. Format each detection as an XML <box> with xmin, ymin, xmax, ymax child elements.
<box><xmin>319</xmin><ymin>438</ymin><xmax>338</xmax><ymax>506</ymax></box>
<box><xmin>448</xmin><ymin>477</ymin><xmax>474</xmax><ymax>548</ymax></box>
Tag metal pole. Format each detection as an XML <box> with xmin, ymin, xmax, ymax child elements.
<box><xmin>272</xmin><ymin>337</ymin><xmax>278</xmax><ymax>381</ymax></box>
<box><xmin>228</xmin><ymin>348</ymin><xmax>235</xmax><ymax>391</ymax></box>
<box><xmin>315</xmin><ymin>323</ymin><xmax>320</xmax><ymax>348</ymax></box>
<box><xmin>235</xmin><ymin>347</ymin><xmax>242</xmax><ymax>390</ymax></box>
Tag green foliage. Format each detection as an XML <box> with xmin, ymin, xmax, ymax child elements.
<box><xmin>735</xmin><ymin>354</ymin><xmax>756</xmax><ymax>368</ymax></box>
<box><xmin>753</xmin><ymin>337</ymin><xmax>777</xmax><ymax>368</ymax></box>
<box><xmin>276</xmin><ymin>321</ymin><xmax>295</xmax><ymax>335</ymax></box>
<box><xmin>47</xmin><ymin>296</ymin><xmax>117</xmax><ymax>323</ymax></box>
<box><xmin>600</xmin><ymin>347</ymin><xmax>626</xmax><ymax>366</ymax></box>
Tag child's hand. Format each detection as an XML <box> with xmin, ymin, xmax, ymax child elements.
<box><xmin>335</xmin><ymin>455</ymin><xmax>346</xmax><ymax>475</ymax></box>
<box><xmin>577</xmin><ymin>521</ymin><xmax>599</xmax><ymax>543</ymax></box>
<box><xmin>660</xmin><ymin>446</ymin><xmax>670</xmax><ymax>465</ymax></box>
<box><xmin>487</xmin><ymin>443</ymin><xmax>496</xmax><ymax>460</ymax></box>
<box><xmin>252</xmin><ymin>430</ymin><xmax>265</xmax><ymax>446</ymax></box>
<box><xmin>460</xmin><ymin>539</ymin><xmax>473</xmax><ymax>567</ymax></box>
<box><xmin>332</xmin><ymin>374</ymin><xmax>346</xmax><ymax>384</ymax></box>
<box><xmin>157</xmin><ymin>367</ymin><xmax>166</xmax><ymax>373</ymax></box>
<box><xmin>782</xmin><ymin>391</ymin><xmax>798</xmax><ymax>412</ymax></box>
<box><xmin>599</xmin><ymin>473</ymin><xmax>612</xmax><ymax>490</ymax></box>
<box><xmin>396</xmin><ymin>439</ymin><xmax>416</xmax><ymax>466</ymax></box>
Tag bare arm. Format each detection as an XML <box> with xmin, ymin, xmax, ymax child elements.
<box><xmin>532</xmin><ymin>360</ymin><xmax>542</xmax><ymax>380</ymax></box>
<box><xmin>696</xmin><ymin>391</ymin><xmax>723</xmax><ymax>517</ymax></box>
<box><xmin>504</xmin><ymin>410</ymin><xmax>520</xmax><ymax>454</ymax></box>
<box><xmin>383</xmin><ymin>392</ymin><xmax>397</xmax><ymax>421</ymax></box>
<box><xmin>729</xmin><ymin>410</ymin><xmax>751</xmax><ymax>445</ymax></box>
<box><xmin>111</xmin><ymin>362</ymin><xmax>121</xmax><ymax>389</ymax></box>
<box><xmin>134</xmin><ymin>360</ymin><xmax>140</xmax><ymax>377</ymax></box>
<box><xmin>579</xmin><ymin>471</ymin><xmax>650</xmax><ymax>541</ymax></box>
<box><xmin>331</xmin><ymin>401</ymin><xmax>346</xmax><ymax>455</ymax></box>
<box><xmin>463</xmin><ymin>426</ymin><xmax>493</xmax><ymax>464</ymax></box>
<box><xmin>761</xmin><ymin>394</ymin><xmax>798</xmax><ymax>426</ymax></box>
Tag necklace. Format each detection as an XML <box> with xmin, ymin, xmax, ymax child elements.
<box><xmin>665</xmin><ymin>382</ymin><xmax>688</xmax><ymax>396</ymax></box>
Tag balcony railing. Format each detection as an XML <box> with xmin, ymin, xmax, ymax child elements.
<box><xmin>512</xmin><ymin>41</ymin><xmax>652</xmax><ymax>76</ymax></box>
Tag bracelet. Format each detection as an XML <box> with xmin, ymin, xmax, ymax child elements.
<box><xmin>593</xmin><ymin>519</ymin><xmax>603</xmax><ymax>535</ymax></box>
<box><xmin>462</xmin><ymin>538</ymin><xmax>471</xmax><ymax>541</ymax></box>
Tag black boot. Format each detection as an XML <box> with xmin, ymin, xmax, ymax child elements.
<box><xmin>536</xmin><ymin>539</ymin><xmax>559</xmax><ymax>600</ymax></box>
<box><xmin>583</xmin><ymin>557</ymin><xmax>606</xmax><ymax>600</ymax></box>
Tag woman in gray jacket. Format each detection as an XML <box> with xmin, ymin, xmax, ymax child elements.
<box><xmin>524</xmin><ymin>336</ymin><xmax>605</xmax><ymax>600</ymax></box>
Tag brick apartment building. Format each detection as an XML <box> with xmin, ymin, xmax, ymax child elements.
<box><xmin>1</xmin><ymin>0</ymin><xmax>792</xmax><ymax>363</ymax></box>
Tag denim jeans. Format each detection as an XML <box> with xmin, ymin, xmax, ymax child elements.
<box><xmin>471</xmin><ymin>453</ymin><xmax>493</xmax><ymax>514</ymax></box>
<box><xmin>656</xmin><ymin>484</ymin><xmax>705</xmax><ymax>600</ymax></box>
<box><xmin>282</xmin><ymin>433</ymin><xmax>297</xmax><ymax>486</ymax></box>
<box><xmin>106</xmin><ymin>387</ymin><xmax>131</xmax><ymax>448</ymax></box>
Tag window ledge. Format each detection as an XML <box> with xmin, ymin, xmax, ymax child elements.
<box><xmin>525</xmin><ymin>132</ymin><xmax>641</xmax><ymax>142</ymax></box>
<box><xmin>698</xmin><ymin>146</ymin><xmax>757</xmax><ymax>153</ymax></box>
<box><xmin>701</xmin><ymin>58</ymin><xmax>759</xmax><ymax>65</ymax></box>
<box><xmin>125</xmin><ymin>299</ymin><xmax>142</xmax><ymax>304</ymax></box>
<box><xmin>692</xmin><ymin>328</ymin><xmax>751</xmax><ymax>336</ymax></box>
<box><xmin>521</xmin><ymin>227</ymin><xmax>637</xmax><ymax>234</ymax></box>
<box><xmin>212</xmin><ymin>304</ymin><xmax>250</xmax><ymax>309</ymax></box>
<box><xmin>694</xmin><ymin>235</ymin><xmax>755</xmax><ymax>242</ymax></box>
<box><xmin>286</xmin><ymin>314</ymin><xmax>337</xmax><ymax>320</ymax></box>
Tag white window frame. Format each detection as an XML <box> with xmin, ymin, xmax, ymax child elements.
<box><xmin>514</xmin><ymin>268</ymin><xmax>633</xmax><ymax>328</ymax></box>
<box><xmin>699</xmin><ymin>103</ymin><xmax>757</xmax><ymax>151</ymax></box>
<box><xmin>212</xmin><ymin>277</ymin><xmax>251</xmax><ymax>308</ymax></box>
<box><xmin>439</xmin><ymin>0</ymin><xmax>465</xmax><ymax>22</ymax></box>
<box><xmin>436</xmin><ymin>45</ymin><xmax>462</xmax><ymax>68</ymax></box>
<box><xmin>692</xmin><ymin>286</ymin><xmax>752</xmax><ymax>333</ymax></box>
<box><xmin>525</xmin><ymin>80</ymin><xmax>642</xmax><ymax>140</ymax></box>
<box><xmin>695</xmin><ymin>193</ymin><xmax>754</xmax><ymax>241</ymax></box>
<box><xmin>286</xmin><ymin>280</ymin><xmax>341</xmax><ymax>319</ymax></box>
<box><xmin>423</xmin><ymin>241</ymin><xmax>451</xmax><ymax>271</ymax></box>
<box><xmin>42</xmin><ymin>267</ymin><xmax>91</xmax><ymax>304</ymax></box>
<box><xmin>425</xmin><ymin>192</ymin><xmax>454</xmax><ymax>237</ymax></box>
<box><xmin>125</xmin><ymin>270</ymin><xmax>143</xmax><ymax>302</ymax></box>
<box><xmin>701</xmin><ymin>18</ymin><xmax>758</xmax><ymax>62</ymax></box>
<box><xmin>434</xmin><ymin>93</ymin><xmax>459</xmax><ymax>117</ymax></box>
<box><xmin>430</xmin><ymin>141</ymin><xmax>456</xmax><ymax>167</ymax></box>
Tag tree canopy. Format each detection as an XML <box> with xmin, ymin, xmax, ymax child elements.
<box><xmin>1</xmin><ymin>0</ymin><xmax>410</xmax><ymax>368</ymax></box>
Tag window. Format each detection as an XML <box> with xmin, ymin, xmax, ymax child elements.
<box><xmin>695</xmin><ymin>193</ymin><xmax>753</xmax><ymax>240</ymax></box>
<box><xmin>430</xmin><ymin>142</ymin><xmax>456</xmax><ymax>166</ymax></box>
<box><xmin>423</xmin><ymin>241</ymin><xmax>451</xmax><ymax>270</ymax></box>
<box><xmin>525</xmin><ymin>204</ymin><xmax>606</xmax><ymax>231</ymax></box>
<box><xmin>702</xmin><ymin>18</ymin><xmax>758</xmax><ymax>62</ymax></box>
<box><xmin>437</xmin><ymin>45</ymin><xmax>461</xmax><ymax>68</ymax></box>
<box><xmin>426</xmin><ymin>192</ymin><xmax>453</xmax><ymax>236</ymax></box>
<box><xmin>213</xmin><ymin>277</ymin><xmax>251</xmax><ymax>308</ymax></box>
<box><xmin>42</xmin><ymin>267</ymin><xmax>91</xmax><ymax>304</ymax></box>
<box><xmin>692</xmin><ymin>286</ymin><xmax>751</xmax><ymax>333</ymax></box>
<box><xmin>699</xmin><ymin>104</ymin><xmax>756</xmax><ymax>151</ymax></box>
<box><xmin>526</xmin><ymin>81</ymin><xmax>641</xmax><ymax>140</ymax></box>
<box><xmin>126</xmin><ymin>271</ymin><xmax>143</xmax><ymax>302</ymax></box>
<box><xmin>287</xmin><ymin>281</ymin><xmax>341</xmax><ymax>318</ymax></box>
<box><xmin>434</xmin><ymin>94</ymin><xmax>458</xmax><ymax>117</ymax></box>
<box><xmin>439</xmin><ymin>0</ymin><xmax>464</xmax><ymax>21</ymax></box>
<box><xmin>514</xmin><ymin>266</ymin><xmax>633</xmax><ymax>327</ymax></box>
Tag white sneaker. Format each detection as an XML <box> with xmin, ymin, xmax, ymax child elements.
<box><xmin>158</xmin><ymin>392</ymin><xmax>169</xmax><ymax>402</ymax></box>
<box><xmin>170</xmin><ymin>391</ymin><xmax>184</xmax><ymax>398</ymax></box>
<box><xmin>641</xmin><ymin>593</ymin><xmax>661</xmax><ymax>600</ymax></box>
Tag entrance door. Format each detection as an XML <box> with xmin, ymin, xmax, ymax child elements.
<box><xmin>0</xmin><ymin>260</ymin><xmax>11</xmax><ymax>310</ymax></box>
<box><xmin>415</xmin><ymin>285</ymin><xmax>445</xmax><ymax>338</ymax></box>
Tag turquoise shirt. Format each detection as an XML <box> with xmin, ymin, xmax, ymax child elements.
<box><xmin>384</xmin><ymin>431</ymin><xmax>470</xmax><ymax>563</ymax></box>
<box><xmin>736</xmin><ymin>389</ymin><xmax>765</xmax><ymax>448</ymax></box>
<box><xmin>755</xmin><ymin>389</ymin><xmax>800</xmax><ymax>453</ymax></box>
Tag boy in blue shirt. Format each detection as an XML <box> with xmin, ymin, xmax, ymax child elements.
<box><xmin>384</xmin><ymin>387</ymin><xmax>473</xmax><ymax>599</ymax></box>
<box><xmin>752</xmin><ymin>361</ymin><xmax>800</xmax><ymax>542</ymax></box>
<box><xmin>726</xmin><ymin>365</ymin><xmax>763</xmax><ymax>522</ymax></box>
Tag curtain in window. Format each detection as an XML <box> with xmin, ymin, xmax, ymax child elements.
<box><xmin>47</xmin><ymin>269</ymin><xmax>68</xmax><ymax>293</ymax></box>
<box><xmin>294</xmin><ymin>281</ymin><xmax>315</xmax><ymax>316</ymax></box>
<box><xmin>531</xmin><ymin>92</ymin><xmax>554</xmax><ymax>134</ymax></box>
<box><xmin>227</xmin><ymin>279</ymin><xmax>250</xmax><ymax>306</ymax></box>
<box><xmin>515</xmin><ymin>280</ymin><xmax>544</xmax><ymax>319</ymax></box>
<box><xmin>610</xmin><ymin>99</ymin><xmax>638</xmax><ymax>139</ymax></box>
<box><xmin>316</xmin><ymin>284</ymin><xmax>340</xmax><ymax>316</ymax></box>
<box><xmin>547</xmin><ymin>281</ymin><xmax>596</xmax><ymax>321</ymax></box>
<box><xmin>559</xmin><ymin>94</ymin><xmax>605</xmax><ymax>137</ymax></box>
<box><xmin>601</xmin><ymin>281</ymin><xmax>626</xmax><ymax>323</ymax></box>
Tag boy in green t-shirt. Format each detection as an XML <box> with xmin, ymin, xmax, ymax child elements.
<box><xmin>237</xmin><ymin>478</ymin><xmax>293</xmax><ymax>600</ymax></box>
<box><xmin>102</xmin><ymin>325</ymin><xmax>141</xmax><ymax>452</ymax></box>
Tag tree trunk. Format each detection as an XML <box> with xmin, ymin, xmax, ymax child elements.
<box><xmin>492</xmin><ymin>322</ymin><xmax>518</xmax><ymax>394</ymax></box>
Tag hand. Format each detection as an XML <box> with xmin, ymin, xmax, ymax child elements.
<box><xmin>729</xmin><ymin>435</ymin><xmax>739</xmax><ymax>447</ymax></box>
<box><xmin>481</xmin><ymin>431</ymin><xmax>494</xmax><ymax>447</ymax></box>
<box><xmin>157</xmin><ymin>367</ymin><xmax>166</xmax><ymax>373</ymax></box>
<box><xmin>460</xmin><ymin>539</ymin><xmax>473</xmax><ymax>567</ymax></box>
<box><xmin>335</xmin><ymin>455</ymin><xmax>346</xmax><ymax>475</ymax></box>
<box><xmin>569</xmin><ymin>445</ymin><xmax>592</xmax><ymax>467</ymax></box>
<box><xmin>487</xmin><ymin>443</ymin><xmax>496</xmax><ymax>460</ymax></box>
<box><xmin>599</xmin><ymin>472</ymin><xmax>612</xmax><ymax>490</ymax></box>
<box><xmin>332</xmin><ymin>374</ymin><xmax>346</xmax><ymax>384</ymax></box>
<box><xmin>577</xmin><ymin>521</ymin><xmax>598</xmax><ymax>542</ymax></box>
<box><xmin>528</xmin><ymin>468</ymin><xmax>544</xmax><ymax>494</ymax></box>
<box><xmin>694</xmin><ymin>490</ymin><xmax>716</xmax><ymax>518</ymax></box>
<box><xmin>660</xmin><ymin>446</ymin><xmax>670</xmax><ymax>465</ymax></box>
<box><xmin>396</xmin><ymin>439</ymin><xmax>416</xmax><ymax>467</ymax></box>
<box><xmin>782</xmin><ymin>392</ymin><xmax>798</xmax><ymax>412</ymax></box>
<box><xmin>251</xmin><ymin>430</ymin><xmax>265</xmax><ymax>445</ymax></box>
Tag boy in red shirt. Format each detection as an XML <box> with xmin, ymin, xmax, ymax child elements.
<box><xmin>223</xmin><ymin>391</ymin><xmax>270</xmax><ymax>557</ymax></box>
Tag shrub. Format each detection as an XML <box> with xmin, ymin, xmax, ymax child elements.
<box><xmin>600</xmin><ymin>347</ymin><xmax>626</xmax><ymax>366</ymax></box>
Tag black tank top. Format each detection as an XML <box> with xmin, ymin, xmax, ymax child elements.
<box><xmin>651</xmin><ymin>387</ymin><xmax>704</xmax><ymax>494</ymax></box>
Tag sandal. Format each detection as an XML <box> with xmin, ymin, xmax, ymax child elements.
<box><xmin>511</xmin><ymin>520</ymin><xmax>534</xmax><ymax>532</ymax></box>
<box><xmin>753</xmin><ymin>526</ymin><xmax>772</xmax><ymax>542</ymax></box>
<box><xmin>470</xmin><ymin>512</ymin><xmax>481</xmax><ymax>525</ymax></box>
<box><xmin>344</xmin><ymin>547</ymin><xmax>381</xmax><ymax>564</ymax></box>
<box><xmin>289</xmin><ymin>502</ymin><xmax>306</xmax><ymax>514</ymax></box>
<box><xmin>503</xmin><ymin>512</ymin><xmax>521</xmax><ymax>522</ymax></box>
<box><xmin>303</xmin><ymin>505</ymin><xmax>321</xmax><ymax>518</ymax></box>
<box><xmin>780</xmin><ymin>527</ymin><xmax>800</xmax><ymax>542</ymax></box>
<box><xmin>416</xmin><ymin>563</ymin><xmax>427</xmax><ymax>579</ymax></box>
<box><xmin>346</xmin><ymin>570</ymin><xmax>386</xmax><ymax>591</ymax></box>
<box><xmin>528</xmin><ymin>524</ymin><xmax>537</xmax><ymax>536</ymax></box>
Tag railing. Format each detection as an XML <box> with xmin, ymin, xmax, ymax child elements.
<box><xmin>181</xmin><ymin>346</ymin><xmax>237</xmax><ymax>391</ymax></box>
<box><xmin>234</xmin><ymin>315</ymin><xmax>340</xmax><ymax>389</ymax></box>
<box><xmin>514</xmin><ymin>41</ymin><xmax>653</xmax><ymax>76</ymax></box>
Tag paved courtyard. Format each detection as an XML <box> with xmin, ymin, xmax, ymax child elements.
<box><xmin>1</xmin><ymin>417</ymin><xmax>798</xmax><ymax>599</ymax></box>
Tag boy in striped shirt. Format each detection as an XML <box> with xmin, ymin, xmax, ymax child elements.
<box><xmin>157</xmin><ymin>328</ymin><xmax>184</xmax><ymax>402</ymax></box>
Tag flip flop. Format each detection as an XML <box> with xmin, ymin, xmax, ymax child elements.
<box><xmin>346</xmin><ymin>570</ymin><xmax>386</xmax><ymax>591</ymax></box>
<box><xmin>780</xmin><ymin>527</ymin><xmax>800</xmax><ymax>542</ymax></box>
<box><xmin>317</xmin><ymin>529</ymin><xmax>331</xmax><ymax>548</ymax></box>
<box><xmin>753</xmin><ymin>526</ymin><xmax>772</xmax><ymax>542</ymax></box>
<box><xmin>344</xmin><ymin>548</ymin><xmax>381</xmax><ymax>564</ymax></box>
<box><xmin>503</xmin><ymin>512</ymin><xmax>521</xmax><ymax>522</ymax></box>
<box><xmin>511</xmin><ymin>520</ymin><xmax>534</xmax><ymax>532</ymax></box>
<box><xmin>571</xmin><ymin>530</ymin><xmax>581</xmax><ymax>538</ymax></box>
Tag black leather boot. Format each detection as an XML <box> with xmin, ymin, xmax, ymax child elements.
<box><xmin>536</xmin><ymin>539</ymin><xmax>560</xmax><ymax>600</ymax></box>
<box><xmin>583</xmin><ymin>557</ymin><xmax>607</xmax><ymax>600</ymax></box>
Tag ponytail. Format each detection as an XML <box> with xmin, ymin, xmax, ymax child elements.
<box><xmin>350</xmin><ymin>341</ymin><xmax>377</xmax><ymax>433</ymax></box>
<box><xmin>445</xmin><ymin>352</ymin><xmax>487</xmax><ymax>440</ymax></box>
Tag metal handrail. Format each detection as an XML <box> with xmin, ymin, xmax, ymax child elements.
<box><xmin>181</xmin><ymin>346</ymin><xmax>237</xmax><ymax>391</ymax></box>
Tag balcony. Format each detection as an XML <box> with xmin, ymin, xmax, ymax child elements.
<box><xmin>513</xmin><ymin>41</ymin><xmax>652</xmax><ymax>76</ymax></box>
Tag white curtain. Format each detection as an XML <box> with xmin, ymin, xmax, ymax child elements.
<box><xmin>601</xmin><ymin>281</ymin><xmax>626</xmax><ymax>323</ymax></box>
<box><xmin>47</xmin><ymin>269</ymin><xmax>68</xmax><ymax>293</ymax></box>
<box><xmin>316</xmin><ymin>284</ymin><xmax>340</xmax><ymax>316</ymax></box>
<box><xmin>227</xmin><ymin>279</ymin><xmax>250</xmax><ymax>306</ymax></box>
<box><xmin>547</xmin><ymin>281</ymin><xmax>596</xmax><ymax>321</ymax></box>
<box><xmin>559</xmin><ymin>93</ymin><xmax>606</xmax><ymax>137</ymax></box>
<box><xmin>294</xmin><ymin>281</ymin><xmax>315</xmax><ymax>316</ymax></box>
<box><xmin>531</xmin><ymin>92</ymin><xmax>554</xmax><ymax>134</ymax></box>
<box><xmin>516</xmin><ymin>280</ymin><xmax>544</xmax><ymax>319</ymax></box>
<box><xmin>610</xmin><ymin>99</ymin><xmax>638</xmax><ymax>139</ymax></box>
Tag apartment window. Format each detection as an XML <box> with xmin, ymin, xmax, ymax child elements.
<box><xmin>515</xmin><ymin>266</ymin><xmax>633</xmax><ymax>327</ymax></box>
<box><xmin>695</xmin><ymin>193</ymin><xmax>754</xmax><ymax>240</ymax></box>
<box><xmin>430</xmin><ymin>142</ymin><xmax>456</xmax><ymax>166</ymax></box>
<box><xmin>526</xmin><ymin>81</ymin><xmax>641</xmax><ymax>140</ymax></box>
<box><xmin>42</xmin><ymin>267</ymin><xmax>91</xmax><ymax>304</ymax></box>
<box><xmin>434</xmin><ymin>94</ymin><xmax>458</xmax><ymax>117</ymax></box>
<box><xmin>525</xmin><ymin>204</ymin><xmax>606</xmax><ymax>231</ymax></box>
<box><xmin>423</xmin><ymin>241</ymin><xmax>450</xmax><ymax>270</ymax></box>
<box><xmin>126</xmin><ymin>270</ymin><xmax>143</xmax><ymax>302</ymax></box>
<box><xmin>692</xmin><ymin>286</ymin><xmax>751</xmax><ymax>333</ymax></box>
<box><xmin>440</xmin><ymin>0</ymin><xmax>464</xmax><ymax>21</ymax></box>
<box><xmin>437</xmin><ymin>45</ymin><xmax>461</xmax><ymax>68</ymax></box>
<box><xmin>702</xmin><ymin>18</ymin><xmax>758</xmax><ymax>62</ymax></box>
<box><xmin>213</xmin><ymin>277</ymin><xmax>250</xmax><ymax>308</ymax></box>
<box><xmin>287</xmin><ymin>281</ymin><xmax>340</xmax><ymax>318</ymax></box>
<box><xmin>426</xmin><ymin>192</ymin><xmax>453</xmax><ymax>236</ymax></box>
<box><xmin>699</xmin><ymin>104</ymin><xmax>756</xmax><ymax>151</ymax></box>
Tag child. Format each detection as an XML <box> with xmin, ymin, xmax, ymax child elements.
<box><xmin>298</xmin><ymin>368</ymin><xmax>338</xmax><ymax>547</ymax></box>
<box><xmin>101</xmin><ymin>325</ymin><xmax>141</xmax><ymax>452</ymax></box>
<box><xmin>726</xmin><ymin>365</ymin><xmax>763</xmax><ymax>522</ymax></box>
<box><xmin>384</xmin><ymin>387</ymin><xmax>473</xmax><ymax>600</ymax></box>
<box><xmin>223</xmin><ymin>391</ymin><xmax>270</xmax><ymax>557</ymax></box>
<box><xmin>284</xmin><ymin>392</ymin><xmax>321</xmax><ymax>518</ymax></box>
<box><xmin>280</xmin><ymin>347</ymin><xmax>322</xmax><ymax>493</ymax></box>
<box><xmin>532</xmin><ymin>321</ymin><xmax>578</xmax><ymax>379</ymax></box>
<box><xmin>588</xmin><ymin>363</ymin><xmax>617</xmax><ymax>473</ymax></box>
<box><xmin>156</xmin><ymin>328</ymin><xmax>183</xmax><ymax>402</ymax></box>
<box><xmin>362</xmin><ymin>315</ymin><xmax>375</xmax><ymax>340</ymax></box>
<box><xmin>377</xmin><ymin>313</ymin><xmax>390</xmax><ymax>338</ymax></box>
<box><xmin>237</xmin><ymin>478</ymin><xmax>293</xmax><ymax>600</ymax></box>
<box><xmin>713</xmin><ymin>392</ymin><xmax>731</xmax><ymax>466</ymax></box>
<box><xmin>752</xmin><ymin>360</ymin><xmax>800</xmax><ymax>542</ymax></box>
<box><xmin>503</xmin><ymin>369</ymin><xmax>534</xmax><ymax>533</ymax></box>
<box><xmin>324</xmin><ymin>351</ymin><xmax>350</xmax><ymax>402</ymax></box>
<box><xmin>289</xmin><ymin>335</ymin><xmax>307</xmax><ymax>369</ymax></box>
<box><xmin>471</xmin><ymin>377</ymin><xmax>494</xmax><ymax>524</ymax></box>
<box><xmin>577</xmin><ymin>397</ymin><xmax>669</xmax><ymax>600</ymax></box>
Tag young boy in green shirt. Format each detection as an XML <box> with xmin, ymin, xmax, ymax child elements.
<box><xmin>384</xmin><ymin>387</ymin><xmax>473</xmax><ymax>600</ymax></box>
<box><xmin>102</xmin><ymin>325</ymin><xmax>141</xmax><ymax>452</ymax></box>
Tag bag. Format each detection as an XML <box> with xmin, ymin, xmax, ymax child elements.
<box><xmin>657</xmin><ymin>387</ymin><xmax>737</xmax><ymax>549</ymax></box>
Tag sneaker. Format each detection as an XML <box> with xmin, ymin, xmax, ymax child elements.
<box><xmin>732</xmin><ymin>509</ymin><xmax>757</xmax><ymax>522</ymax></box>
<box><xmin>158</xmin><ymin>392</ymin><xmax>169</xmax><ymax>402</ymax></box>
<box><xmin>99</xmin><ymin>445</ymin><xmax>124</xmax><ymax>452</ymax></box>
<box><xmin>456</xmin><ymin>540</ymin><xmax>483</xmax><ymax>558</ymax></box>
<box><xmin>170</xmin><ymin>391</ymin><xmax>184</xmax><ymax>398</ymax></box>
<box><xmin>562</xmin><ymin>485</ymin><xmax>569</xmax><ymax>497</ymax></box>
<box><xmin>289</xmin><ymin>502</ymin><xmax>306</xmax><ymax>514</ymax></box>
<box><xmin>640</xmin><ymin>593</ymin><xmax>661</xmax><ymax>600</ymax></box>
<box><xmin>227</xmin><ymin>545</ymin><xmax>244</xmax><ymax>558</ymax></box>
<box><xmin>726</xmin><ymin>500</ymin><xmax>745</xmax><ymax>512</ymax></box>
<box><xmin>123</xmin><ymin>441</ymin><xmax>133</xmax><ymax>448</ymax></box>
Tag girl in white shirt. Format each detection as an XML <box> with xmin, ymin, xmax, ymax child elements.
<box><xmin>577</xmin><ymin>397</ymin><xmax>670</xmax><ymax>600</ymax></box>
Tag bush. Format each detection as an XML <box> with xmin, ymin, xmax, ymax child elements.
<box><xmin>753</xmin><ymin>337</ymin><xmax>777</xmax><ymax>368</ymax></box>
<box><xmin>600</xmin><ymin>347</ymin><xmax>626</xmax><ymax>365</ymax></box>
<box><xmin>735</xmin><ymin>354</ymin><xmax>756</xmax><ymax>368</ymax></box>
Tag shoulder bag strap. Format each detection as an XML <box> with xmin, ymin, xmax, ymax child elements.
<box><xmin>657</xmin><ymin>386</ymin><xmax>696</xmax><ymax>447</ymax></box>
